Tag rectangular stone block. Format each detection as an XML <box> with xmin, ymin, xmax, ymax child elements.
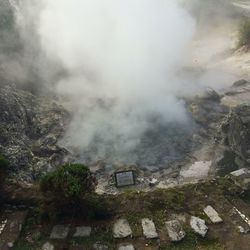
<box><xmin>204</xmin><ymin>206</ymin><xmax>223</xmax><ymax>224</ymax></box>
<box><xmin>50</xmin><ymin>225</ymin><xmax>69</xmax><ymax>239</ymax></box>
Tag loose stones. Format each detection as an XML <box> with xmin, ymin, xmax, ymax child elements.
<box><xmin>141</xmin><ymin>218</ymin><xmax>158</xmax><ymax>239</ymax></box>
<box><xmin>190</xmin><ymin>216</ymin><xmax>208</xmax><ymax>237</ymax></box>
<box><xmin>113</xmin><ymin>219</ymin><xmax>132</xmax><ymax>238</ymax></box>
<box><xmin>204</xmin><ymin>206</ymin><xmax>223</xmax><ymax>224</ymax></box>
<box><xmin>165</xmin><ymin>220</ymin><xmax>186</xmax><ymax>242</ymax></box>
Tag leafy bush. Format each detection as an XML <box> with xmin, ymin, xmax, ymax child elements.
<box><xmin>40</xmin><ymin>163</ymin><xmax>97</xmax><ymax>200</ymax></box>
<box><xmin>238</xmin><ymin>19</ymin><xmax>250</xmax><ymax>47</ymax></box>
<box><xmin>40</xmin><ymin>164</ymin><xmax>97</xmax><ymax>217</ymax></box>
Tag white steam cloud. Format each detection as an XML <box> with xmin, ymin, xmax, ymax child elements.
<box><xmin>35</xmin><ymin>0</ymin><xmax>196</xmax><ymax>162</ymax></box>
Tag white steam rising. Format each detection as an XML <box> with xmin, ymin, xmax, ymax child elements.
<box><xmin>36</xmin><ymin>0</ymin><xmax>196</xmax><ymax>161</ymax></box>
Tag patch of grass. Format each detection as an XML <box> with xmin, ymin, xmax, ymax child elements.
<box><xmin>124</xmin><ymin>212</ymin><xmax>145</xmax><ymax>237</ymax></box>
<box><xmin>153</xmin><ymin>210</ymin><xmax>167</xmax><ymax>228</ymax></box>
<box><xmin>70</xmin><ymin>228</ymin><xmax>115</xmax><ymax>249</ymax></box>
<box><xmin>13</xmin><ymin>209</ymin><xmax>51</xmax><ymax>250</ymax></box>
<box><xmin>143</xmin><ymin>188</ymin><xmax>186</xmax><ymax>213</ymax></box>
<box><xmin>13</xmin><ymin>243</ymin><xmax>35</xmax><ymax>250</ymax></box>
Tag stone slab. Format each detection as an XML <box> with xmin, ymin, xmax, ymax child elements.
<box><xmin>165</xmin><ymin>220</ymin><xmax>185</xmax><ymax>242</ymax></box>
<box><xmin>50</xmin><ymin>225</ymin><xmax>70</xmax><ymax>239</ymax></box>
<box><xmin>93</xmin><ymin>243</ymin><xmax>109</xmax><ymax>250</ymax></box>
<box><xmin>230</xmin><ymin>168</ymin><xmax>249</xmax><ymax>177</ymax></box>
<box><xmin>42</xmin><ymin>242</ymin><xmax>55</xmax><ymax>250</ymax></box>
<box><xmin>141</xmin><ymin>218</ymin><xmax>158</xmax><ymax>239</ymax></box>
<box><xmin>73</xmin><ymin>226</ymin><xmax>91</xmax><ymax>237</ymax></box>
<box><xmin>190</xmin><ymin>216</ymin><xmax>208</xmax><ymax>237</ymax></box>
<box><xmin>118</xmin><ymin>244</ymin><xmax>135</xmax><ymax>250</ymax></box>
<box><xmin>113</xmin><ymin>219</ymin><xmax>132</xmax><ymax>238</ymax></box>
<box><xmin>204</xmin><ymin>206</ymin><xmax>223</xmax><ymax>224</ymax></box>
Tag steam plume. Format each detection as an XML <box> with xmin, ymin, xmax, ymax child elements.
<box><xmin>35</xmin><ymin>0</ymin><xmax>196</xmax><ymax>163</ymax></box>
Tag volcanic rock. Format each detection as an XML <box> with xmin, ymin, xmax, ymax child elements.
<box><xmin>220</xmin><ymin>104</ymin><xmax>250</xmax><ymax>168</ymax></box>
<box><xmin>0</xmin><ymin>84</ymin><xmax>70</xmax><ymax>181</ymax></box>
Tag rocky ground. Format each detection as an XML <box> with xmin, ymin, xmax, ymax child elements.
<box><xmin>1</xmin><ymin>77</ymin><xmax>250</xmax><ymax>194</ymax></box>
<box><xmin>0</xmin><ymin>84</ymin><xmax>71</xmax><ymax>182</ymax></box>
<box><xmin>91</xmin><ymin>79</ymin><xmax>250</xmax><ymax>194</ymax></box>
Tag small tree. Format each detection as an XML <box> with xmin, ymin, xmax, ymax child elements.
<box><xmin>238</xmin><ymin>19</ymin><xmax>250</xmax><ymax>48</ymax></box>
<box><xmin>40</xmin><ymin>164</ymin><xmax>97</xmax><ymax>217</ymax></box>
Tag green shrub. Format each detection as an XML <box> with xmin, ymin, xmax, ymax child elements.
<box><xmin>238</xmin><ymin>19</ymin><xmax>250</xmax><ymax>47</ymax></box>
<box><xmin>40</xmin><ymin>163</ymin><xmax>97</xmax><ymax>200</ymax></box>
<box><xmin>40</xmin><ymin>164</ymin><xmax>97</xmax><ymax>217</ymax></box>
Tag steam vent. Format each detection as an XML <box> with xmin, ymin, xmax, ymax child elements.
<box><xmin>1</xmin><ymin>0</ymin><xmax>250</xmax><ymax>249</ymax></box>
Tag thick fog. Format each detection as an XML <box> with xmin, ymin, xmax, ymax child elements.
<box><xmin>1</xmin><ymin>0</ymin><xmax>243</xmax><ymax>164</ymax></box>
<box><xmin>35</xmin><ymin>0</ymin><xmax>197</xmax><ymax>161</ymax></box>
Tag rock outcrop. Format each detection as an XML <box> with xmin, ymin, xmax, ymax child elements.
<box><xmin>0</xmin><ymin>84</ymin><xmax>70</xmax><ymax>181</ymax></box>
<box><xmin>221</xmin><ymin>104</ymin><xmax>250</xmax><ymax>167</ymax></box>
